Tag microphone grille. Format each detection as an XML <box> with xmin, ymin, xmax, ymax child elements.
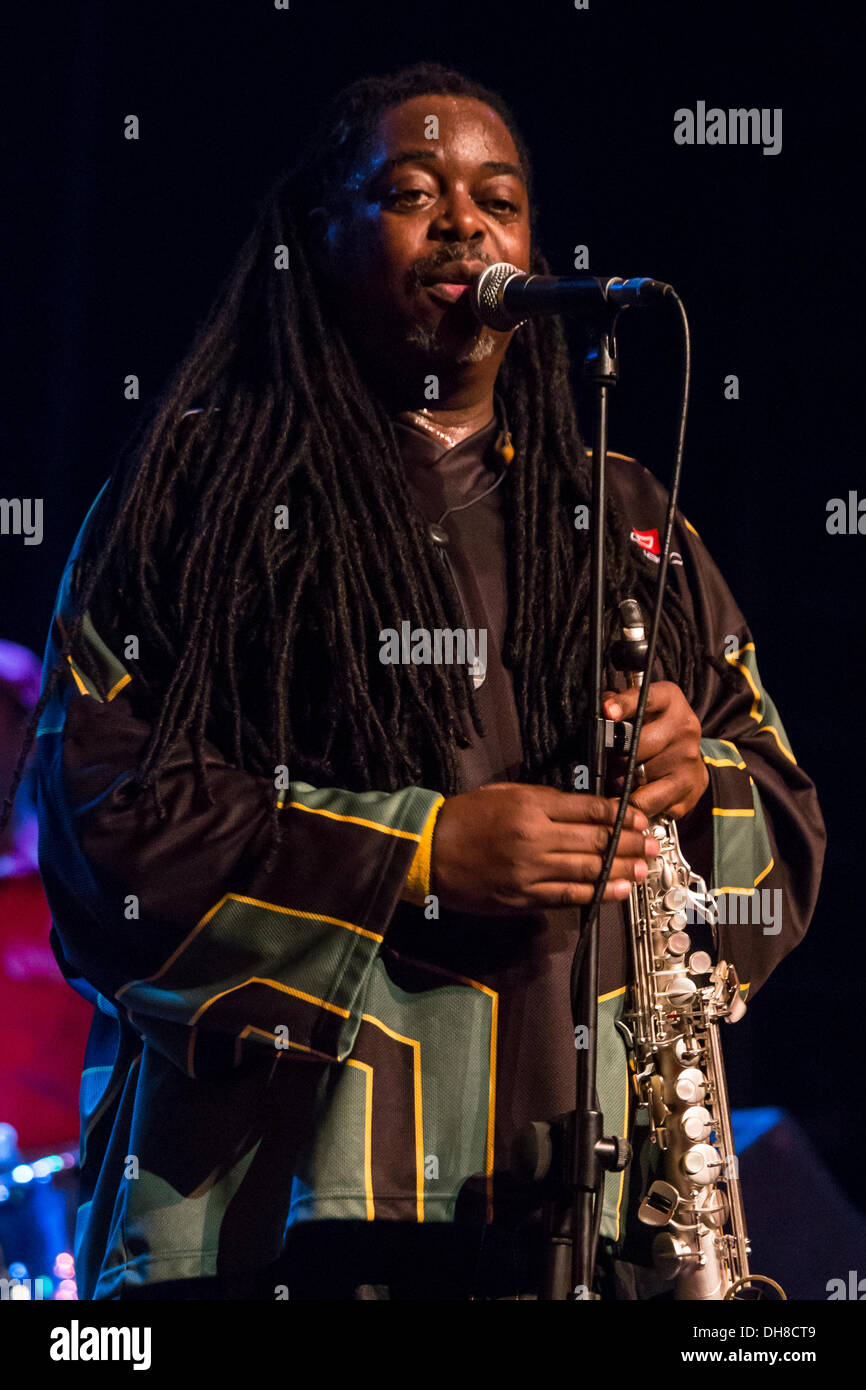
<box><xmin>473</xmin><ymin>262</ymin><xmax>525</xmax><ymax>330</ymax></box>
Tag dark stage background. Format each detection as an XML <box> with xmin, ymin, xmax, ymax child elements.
<box><xmin>2</xmin><ymin>0</ymin><xmax>861</xmax><ymax>1283</ymax></box>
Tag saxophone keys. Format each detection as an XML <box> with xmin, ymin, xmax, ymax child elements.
<box><xmin>726</xmin><ymin>991</ymin><xmax>748</xmax><ymax>1023</ymax></box>
<box><xmin>664</xmin><ymin>885</ymin><xmax>689</xmax><ymax>912</ymax></box>
<box><xmin>681</xmin><ymin>1142</ymin><xmax>723</xmax><ymax>1186</ymax></box>
<box><xmin>649</xmin><ymin>1074</ymin><xmax>669</xmax><ymax>1128</ymax></box>
<box><xmin>652</xmin><ymin>1231</ymin><xmax>699</xmax><ymax>1281</ymax></box>
<box><xmin>664</xmin><ymin>973</ymin><xmax>698</xmax><ymax>1006</ymax></box>
<box><xmin>675</xmin><ymin>1035</ymin><xmax>703</xmax><ymax>1066</ymax></box>
<box><xmin>674</xmin><ymin>1067</ymin><xmax>707</xmax><ymax>1104</ymax></box>
<box><xmin>700</xmin><ymin>1187</ymin><xmax>730</xmax><ymax>1230</ymax></box>
<box><xmin>638</xmin><ymin>1179</ymin><xmax>680</xmax><ymax>1227</ymax></box>
<box><xmin>664</xmin><ymin>930</ymin><xmax>691</xmax><ymax>957</ymax></box>
<box><xmin>680</xmin><ymin>1104</ymin><xmax>713</xmax><ymax>1141</ymax></box>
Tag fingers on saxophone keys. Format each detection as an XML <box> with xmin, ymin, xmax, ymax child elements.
<box><xmin>542</xmin><ymin>872</ymin><xmax>643</xmax><ymax>906</ymax></box>
<box><xmin>610</xmin><ymin>856</ymin><xmax>650</xmax><ymax>883</ymax></box>
<box><xmin>608</xmin><ymin>880</ymin><xmax>634</xmax><ymax>900</ymax></box>
<box><xmin>571</xmin><ymin>852</ymin><xmax>651</xmax><ymax>884</ymax></box>
<box><xmin>582</xmin><ymin>797</ymin><xmax>648</xmax><ymax>832</ymax></box>
<box><xmin>603</xmin><ymin>828</ymin><xmax>660</xmax><ymax>861</ymax></box>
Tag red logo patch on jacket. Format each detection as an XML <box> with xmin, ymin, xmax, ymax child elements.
<box><xmin>629</xmin><ymin>527</ymin><xmax>683</xmax><ymax>566</ymax></box>
<box><xmin>630</xmin><ymin>527</ymin><xmax>660</xmax><ymax>555</ymax></box>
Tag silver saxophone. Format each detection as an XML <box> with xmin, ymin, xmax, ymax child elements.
<box><xmin>613</xmin><ymin>599</ymin><xmax>784</xmax><ymax>1301</ymax></box>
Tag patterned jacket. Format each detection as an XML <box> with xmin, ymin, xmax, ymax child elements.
<box><xmin>36</xmin><ymin>441</ymin><xmax>825</xmax><ymax>1299</ymax></box>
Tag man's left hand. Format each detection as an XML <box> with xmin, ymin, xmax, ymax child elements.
<box><xmin>603</xmin><ymin>681</ymin><xmax>709</xmax><ymax>820</ymax></box>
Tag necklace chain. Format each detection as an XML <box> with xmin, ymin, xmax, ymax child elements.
<box><xmin>404</xmin><ymin>407</ymin><xmax>470</xmax><ymax>449</ymax></box>
<box><xmin>401</xmin><ymin>402</ymin><xmax>513</xmax><ymax>529</ymax></box>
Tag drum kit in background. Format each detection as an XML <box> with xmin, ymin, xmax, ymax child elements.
<box><xmin>0</xmin><ymin>1122</ymin><xmax>79</xmax><ymax>1300</ymax></box>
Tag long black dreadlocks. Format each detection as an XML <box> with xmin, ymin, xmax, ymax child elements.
<box><xmin>2</xmin><ymin>62</ymin><xmax>706</xmax><ymax>841</ymax></box>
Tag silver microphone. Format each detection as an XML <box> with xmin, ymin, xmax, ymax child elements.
<box><xmin>471</xmin><ymin>262</ymin><xmax>673</xmax><ymax>330</ymax></box>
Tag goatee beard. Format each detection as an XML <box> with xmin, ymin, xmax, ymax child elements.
<box><xmin>404</xmin><ymin>322</ymin><xmax>500</xmax><ymax>366</ymax></box>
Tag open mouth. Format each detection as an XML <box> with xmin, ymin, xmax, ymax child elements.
<box><xmin>425</xmin><ymin>282</ymin><xmax>472</xmax><ymax>304</ymax></box>
<box><xmin>420</xmin><ymin>261</ymin><xmax>487</xmax><ymax>307</ymax></box>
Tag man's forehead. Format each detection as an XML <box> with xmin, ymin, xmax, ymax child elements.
<box><xmin>355</xmin><ymin>95</ymin><xmax>525</xmax><ymax>185</ymax></box>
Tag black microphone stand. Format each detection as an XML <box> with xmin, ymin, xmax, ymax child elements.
<box><xmin>568</xmin><ymin>317</ymin><xmax>633</xmax><ymax>1299</ymax></box>
<box><xmin>515</xmin><ymin>309</ymin><xmax>634</xmax><ymax>1300</ymax></box>
<box><xmin>510</xmin><ymin>275</ymin><xmax>688</xmax><ymax>1301</ymax></box>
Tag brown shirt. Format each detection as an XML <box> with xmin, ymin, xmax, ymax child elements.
<box><xmin>392</xmin><ymin>414</ymin><xmax>523</xmax><ymax>789</ymax></box>
<box><xmin>393</xmin><ymin>414</ymin><xmax>632</xmax><ymax>1219</ymax></box>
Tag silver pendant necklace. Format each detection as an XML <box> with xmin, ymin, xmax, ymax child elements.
<box><xmin>403</xmin><ymin>407</ymin><xmax>465</xmax><ymax>450</ymax></box>
<box><xmin>400</xmin><ymin>396</ymin><xmax>515</xmax><ymax>541</ymax></box>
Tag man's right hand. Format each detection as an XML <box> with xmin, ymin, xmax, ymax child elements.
<box><xmin>431</xmin><ymin>783</ymin><xmax>658</xmax><ymax>916</ymax></box>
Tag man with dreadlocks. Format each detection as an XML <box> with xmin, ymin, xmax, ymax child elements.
<box><xmin>22</xmin><ymin>63</ymin><xmax>823</xmax><ymax>1300</ymax></box>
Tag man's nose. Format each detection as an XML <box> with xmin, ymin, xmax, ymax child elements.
<box><xmin>428</xmin><ymin>187</ymin><xmax>485</xmax><ymax>242</ymax></box>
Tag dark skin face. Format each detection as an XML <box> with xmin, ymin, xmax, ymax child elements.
<box><xmin>311</xmin><ymin>94</ymin><xmax>532</xmax><ymax>429</ymax></box>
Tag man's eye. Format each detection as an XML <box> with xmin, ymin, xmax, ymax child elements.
<box><xmin>483</xmin><ymin>198</ymin><xmax>519</xmax><ymax>215</ymax></box>
<box><xmin>387</xmin><ymin>188</ymin><xmax>433</xmax><ymax>207</ymax></box>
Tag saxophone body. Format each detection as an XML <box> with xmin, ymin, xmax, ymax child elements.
<box><xmin>614</xmin><ymin>601</ymin><xmax>783</xmax><ymax>1300</ymax></box>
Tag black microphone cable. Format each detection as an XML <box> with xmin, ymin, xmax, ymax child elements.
<box><xmin>571</xmin><ymin>289</ymin><xmax>692</xmax><ymax>1003</ymax></box>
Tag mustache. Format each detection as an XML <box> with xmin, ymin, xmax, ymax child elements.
<box><xmin>406</xmin><ymin>247</ymin><xmax>493</xmax><ymax>292</ymax></box>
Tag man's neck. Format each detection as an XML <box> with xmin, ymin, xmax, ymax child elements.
<box><xmin>397</xmin><ymin>395</ymin><xmax>495</xmax><ymax>450</ymax></box>
<box><xmin>358</xmin><ymin>343</ymin><xmax>500</xmax><ymax>446</ymax></box>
